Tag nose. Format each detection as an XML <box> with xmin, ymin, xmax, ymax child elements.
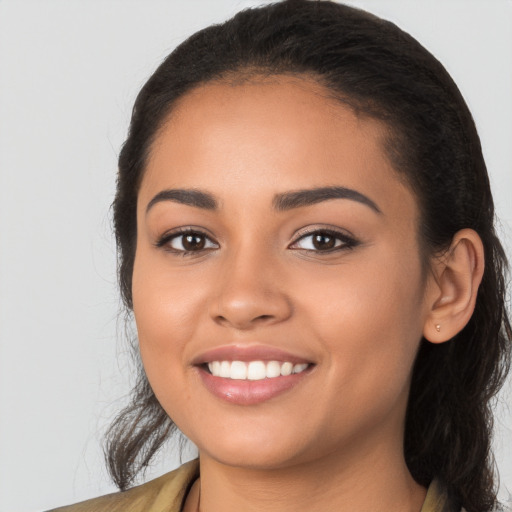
<box><xmin>208</xmin><ymin>249</ymin><xmax>293</xmax><ymax>330</ymax></box>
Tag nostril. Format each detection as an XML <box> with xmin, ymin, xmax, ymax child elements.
<box><xmin>214</xmin><ymin>313</ymin><xmax>275</xmax><ymax>326</ymax></box>
<box><xmin>255</xmin><ymin>314</ymin><xmax>274</xmax><ymax>322</ymax></box>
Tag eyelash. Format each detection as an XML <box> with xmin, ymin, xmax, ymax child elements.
<box><xmin>155</xmin><ymin>227</ymin><xmax>359</xmax><ymax>256</ymax></box>
<box><xmin>290</xmin><ymin>228</ymin><xmax>359</xmax><ymax>253</ymax></box>
<box><xmin>155</xmin><ymin>228</ymin><xmax>218</xmax><ymax>256</ymax></box>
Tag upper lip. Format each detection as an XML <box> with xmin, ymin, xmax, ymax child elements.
<box><xmin>191</xmin><ymin>344</ymin><xmax>314</xmax><ymax>366</ymax></box>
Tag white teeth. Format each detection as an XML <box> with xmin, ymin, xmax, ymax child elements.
<box><xmin>280</xmin><ymin>362</ymin><xmax>293</xmax><ymax>376</ymax></box>
<box><xmin>219</xmin><ymin>360</ymin><xmax>231</xmax><ymax>378</ymax></box>
<box><xmin>266</xmin><ymin>360</ymin><xmax>281</xmax><ymax>378</ymax></box>
<box><xmin>230</xmin><ymin>361</ymin><xmax>247</xmax><ymax>380</ymax></box>
<box><xmin>207</xmin><ymin>360</ymin><xmax>310</xmax><ymax>380</ymax></box>
<box><xmin>293</xmin><ymin>363</ymin><xmax>308</xmax><ymax>374</ymax></box>
<box><xmin>247</xmin><ymin>361</ymin><xmax>266</xmax><ymax>380</ymax></box>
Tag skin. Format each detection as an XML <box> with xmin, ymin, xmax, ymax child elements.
<box><xmin>132</xmin><ymin>76</ymin><xmax>484</xmax><ymax>512</ymax></box>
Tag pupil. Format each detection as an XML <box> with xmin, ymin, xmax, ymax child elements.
<box><xmin>183</xmin><ymin>234</ymin><xmax>205</xmax><ymax>250</ymax></box>
<box><xmin>313</xmin><ymin>233</ymin><xmax>335</xmax><ymax>250</ymax></box>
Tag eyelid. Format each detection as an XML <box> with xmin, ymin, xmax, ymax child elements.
<box><xmin>289</xmin><ymin>226</ymin><xmax>359</xmax><ymax>251</ymax></box>
<box><xmin>155</xmin><ymin>226</ymin><xmax>219</xmax><ymax>252</ymax></box>
<box><xmin>154</xmin><ymin>225</ymin><xmax>358</xmax><ymax>254</ymax></box>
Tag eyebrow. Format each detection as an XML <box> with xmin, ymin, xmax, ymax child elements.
<box><xmin>273</xmin><ymin>186</ymin><xmax>382</xmax><ymax>214</ymax></box>
<box><xmin>146</xmin><ymin>185</ymin><xmax>381</xmax><ymax>215</ymax></box>
<box><xmin>146</xmin><ymin>189</ymin><xmax>218</xmax><ymax>213</ymax></box>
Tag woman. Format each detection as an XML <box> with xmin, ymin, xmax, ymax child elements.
<box><xmin>50</xmin><ymin>1</ymin><xmax>511</xmax><ymax>511</ymax></box>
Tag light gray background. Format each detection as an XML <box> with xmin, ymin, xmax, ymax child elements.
<box><xmin>0</xmin><ymin>1</ymin><xmax>510</xmax><ymax>511</ymax></box>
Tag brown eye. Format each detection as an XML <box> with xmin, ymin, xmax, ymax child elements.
<box><xmin>312</xmin><ymin>233</ymin><xmax>336</xmax><ymax>250</ymax></box>
<box><xmin>290</xmin><ymin>229</ymin><xmax>358</xmax><ymax>253</ymax></box>
<box><xmin>165</xmin><ymin>231</ymin><xmax>218</xmax><ymax>253</ymax></box>
<box><xmin>182</xmin><ymin>233</ymin><xmax>206</xmax><ymax>250</ymax></box>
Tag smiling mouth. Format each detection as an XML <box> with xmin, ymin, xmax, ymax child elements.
<box><xmin>206</xmin><ymin>360</ymin><xmax>310</xmax><ymax>380</ymax></box>
<box><xmin>194</xmin><ymin>345</ymin><xmax>314</xmax><ymax>405</ymax></box>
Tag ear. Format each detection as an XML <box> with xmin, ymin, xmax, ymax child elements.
<box><xmin>423</xmin><ymin>229</ymin><xmax>485</xmax><ymax>343</ymax></box>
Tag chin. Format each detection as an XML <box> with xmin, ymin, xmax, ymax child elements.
<box><xmin>201</xmin><ymin>441</ymin><xmax>311</xmax><ymax>471</ymax></box>
<box><xmin>184</xmin><ymin>413</ymin><xmax>344</xmax><ymax>472</ymax></box>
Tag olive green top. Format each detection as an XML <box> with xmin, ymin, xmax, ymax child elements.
<box><xmin>48</xmin><ymin>459</ymin><xmax>460</xmax><ymax>512</ymax></box>
<box><xmin>48</xmin><ymin>460</ymin><xmax>199</xmax><ymax>512</ymax></box>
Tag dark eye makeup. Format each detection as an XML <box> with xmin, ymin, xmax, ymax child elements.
<box><xmin>155</xmin><ymin>226</ymin><xmax>359</xmax><ymax>256</ymax></box>
<box><xmin>289</xmin><ymin>227</ymin><xmax>360</xmax><ymax>253</ymax></box>
<box><xmin>155</xmin><ymin>228</ymin><xmax>218</xmax><ymax>255</ymax></box>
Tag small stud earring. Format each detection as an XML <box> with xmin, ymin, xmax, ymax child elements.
<box><xmin>435</xmin><ymin>324</ymin><xmax>441</xmax><ymax>332</ymax></box>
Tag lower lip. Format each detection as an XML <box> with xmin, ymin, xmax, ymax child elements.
<box><xmin>198</xmin><ymin>366</ymin><xmax>311</xmax><ymax>405</ymax></box>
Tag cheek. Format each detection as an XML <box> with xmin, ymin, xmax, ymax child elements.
<box><xmin>131</xmin><ymin>250</ymin><xmax>207</xmax><ymax>381</ymax></box>
<box><xmin>294</xmin><ymin>248</ymin><xmax>425</xmax><ymax>394</ymax></box>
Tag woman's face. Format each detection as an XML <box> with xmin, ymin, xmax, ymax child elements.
<box><xmin>132</xmin><ymin>76</ymin><xmax>434</xmax><ymax>470</ymax></box>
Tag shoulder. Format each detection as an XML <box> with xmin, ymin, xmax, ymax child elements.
<box><xmin>421</xmin><ymin>479</ymin><xmax>460</xmax><ymax>512</ymax></box>
<box><xmin>46</xmin><ymin>459</ymin><xmax>199</xmax><ymax>512</ymax></box>
<box><xmin>422</xmin><ymin>479</ymin><xmax>512</xmax><ymax>512</ymax></box>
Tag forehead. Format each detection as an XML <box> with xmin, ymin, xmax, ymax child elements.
<box><xmin>152</xmin><ymin>75</ymin><xmax>387</xmax><ymax>165</ymax></box>
<box><xmin>141</xmin><ymin>76</ymin><xmax>416</xmax><ymax>220</ymax></box>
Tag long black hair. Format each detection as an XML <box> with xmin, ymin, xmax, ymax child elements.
<box><xmin>106</xmin><ymin>2</ymin><xmax>511</xmax><ymax>510</ymax></box>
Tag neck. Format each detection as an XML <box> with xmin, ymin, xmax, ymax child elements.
<box><xmin>193</xmin><ymin>433</ymin><xmax>426</xmax><ymax>512</ymax></box>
